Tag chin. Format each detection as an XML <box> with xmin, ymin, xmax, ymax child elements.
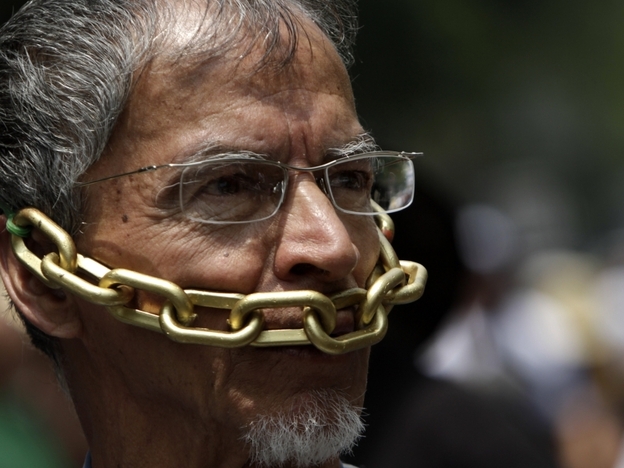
<box><xmin>242</xmin><ymin>388</ymin><xmax>365</xmax><ymax>468</ymax></box>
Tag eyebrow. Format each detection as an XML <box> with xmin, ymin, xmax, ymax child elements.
<box><xmin>171</xmin><ymin>143</ymin><xmax>267</xmax><ymax>165</ymax></box>
<box><xmin>172</xmin><ymin>144</ymin><xmax>267</xmax><ymax>167</ymax></box>
<box><xmin>176</xmin><ymin>132</ymin><xmax>379</xmax><ymax>165</ymax></box>
<box><xmin>326</xmin><ymin>132</ymin><xmax>380</xmax><ymax>159</ymax></box>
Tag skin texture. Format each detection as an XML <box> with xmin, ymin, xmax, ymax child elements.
<box><xmin>0</xmin><ymin>7</ymin><xmax>380</xmax><ymax>468</ymax></box>
<box><xmin>2</xmin><ymin>4</ymin><xmax>379</xmax><ymax>468</ymax></box>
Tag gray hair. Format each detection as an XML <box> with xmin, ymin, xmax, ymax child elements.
<box><xmin>0</xmin><ymin>0</ymin><xmax>358</xmax><ymax>364</ymax></box>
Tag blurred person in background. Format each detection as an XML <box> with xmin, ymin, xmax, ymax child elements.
<box><xmin>414</xmin><ymin>170</ymin><xmax>624</xmax><ymax>468</ymax></box>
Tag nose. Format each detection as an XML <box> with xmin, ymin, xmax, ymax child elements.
<box><xmin>273</xmin><ymin>174</ymin><xmax>360</xmax><ymax>283</ymax></box>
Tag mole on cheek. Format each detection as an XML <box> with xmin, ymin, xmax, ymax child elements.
<box><xmin>122</xmin><ymin>214</ymin><xmax>128</xmax><ymax>223</ymax></box>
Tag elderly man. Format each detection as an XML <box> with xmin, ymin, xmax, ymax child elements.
<box><xmin>0</xmin><ymin>0</ymin><xmax>426</xmax><ymax>467</ymax></box>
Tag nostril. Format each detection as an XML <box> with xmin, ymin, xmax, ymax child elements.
<box><xmin>290</xmin><ymin>263</ymin><xmax>327</xmax><ymax>276</ymax></box>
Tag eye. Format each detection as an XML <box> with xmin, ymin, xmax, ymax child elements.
<box><xmin>204</xmin><ymin>173</ymin><xmax>257</xmax><ymax>196</ymax></box>
<box><xmin>178</xmin><ymin>161</ymin><xmax>286</xmax><ymax>223</ymax></box>
<box><xmin>329</xmin><ymin>170</ymin><xmax>371</xmax><ymax>191</ymax></box>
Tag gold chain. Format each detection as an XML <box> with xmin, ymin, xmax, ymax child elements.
<box><xmin>10</xmin><ymin>207</ymin><xmax>427</xmax><ymax>355</ymax></box>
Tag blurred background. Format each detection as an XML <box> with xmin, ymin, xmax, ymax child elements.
<box><xmin>347</xmin><ymin>1</ymin><xmax>624</xmax><ymax>467</ymax></box>
<box><xmin>2</xmin><ymin>0</ymin><xmax>624</xmax><ymax>467</ymax></box>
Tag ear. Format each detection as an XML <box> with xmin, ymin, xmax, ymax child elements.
<box><xmin>0</xmin><ymin>216</ymin><xmax>82</xmax><ymax>339</ymax></box>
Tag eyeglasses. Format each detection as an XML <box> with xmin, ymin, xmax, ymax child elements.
<box><xmin>78</xmin><ymin>151</ymin><xmax>420</xmax><ymax>224</ymax></box>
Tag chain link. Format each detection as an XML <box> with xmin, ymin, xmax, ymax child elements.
<box><xmin>9</xmin><ymin>207</ymin><xmax>427</xmax><ymax>354</ymax></box>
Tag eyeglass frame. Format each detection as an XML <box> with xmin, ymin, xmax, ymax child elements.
<box><xmin>76</xmin><ymin>151</ymin><xmax>423</xmax><ymax>224</ymax></box>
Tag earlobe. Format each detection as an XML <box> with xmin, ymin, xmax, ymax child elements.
<box><xmin>0</xmin><ymin>217</ymin><xmax>82</xmax><ymax>339</ymax></box>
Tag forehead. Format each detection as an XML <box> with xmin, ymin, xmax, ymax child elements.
<box><xmin>93</xmin><ymin>12</ymin><xmax>361</xmax><ymax>178</ymax></box>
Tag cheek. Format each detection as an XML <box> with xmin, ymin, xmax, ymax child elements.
<box><xmin>80</xmin><ymin>190</ymin><xmax>272</xmax><ymax>295</ymax></box>
<box><xmin>136</xmin><ymin>220</ymin><xmax>272</xmax><ymax>293</ymax></box>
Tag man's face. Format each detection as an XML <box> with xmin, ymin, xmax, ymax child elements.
<box><xmin>70</xmin><ymin>15</ymin><xmax>379</xmax><ymax>463</ymax></box>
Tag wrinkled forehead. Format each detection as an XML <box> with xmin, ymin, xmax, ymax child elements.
<box><xmin>140</xmin><ymin>38</ymin><xmax>355</xmax><ymax>123</ymax></box>
<box><xmin>89</xmin><ymin>1</ymin><xmax>359</xmax><ymax>178</ymax></box>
